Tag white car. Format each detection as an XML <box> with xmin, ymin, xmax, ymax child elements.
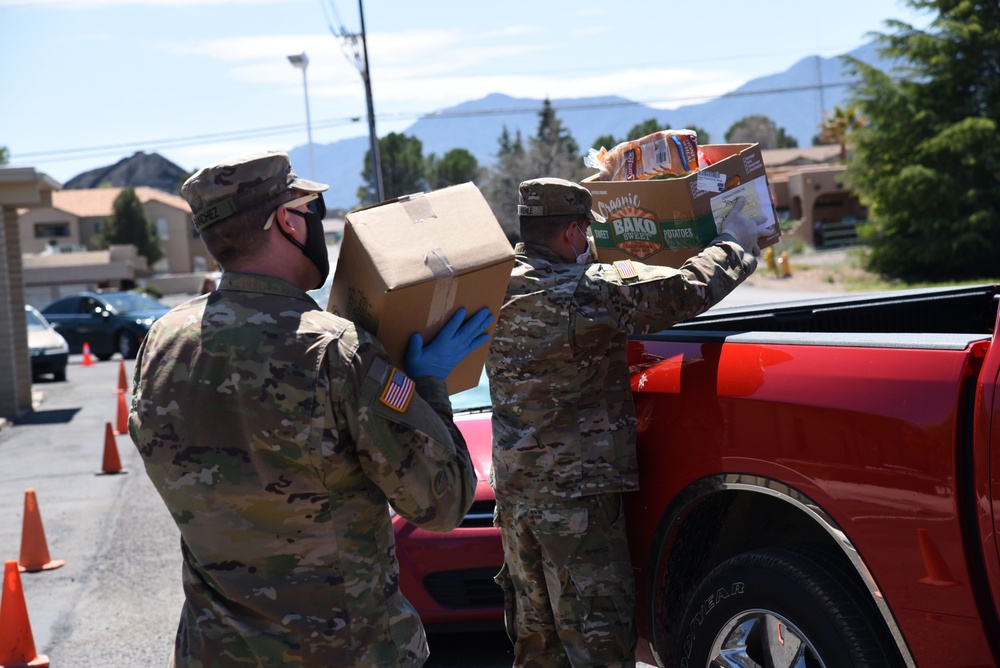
<box><xmin>26</xmin><ymin>304</ymin><xmax>69</xmax><ymax>381</ymax></box>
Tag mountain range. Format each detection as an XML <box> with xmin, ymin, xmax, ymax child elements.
<box><xmin>291</xmin><ymin>42</ymin><xmax>878</xmax><ymax>209</ymax></box>
<box><xmin>64</xmin><ymin>151</ymin><xmax>190</xmax><ymax>194</ymax></box>
<box><xmin>67</xmin><ymin>42</ymin><xmax>882</xmax><ymax>210</ymax></box>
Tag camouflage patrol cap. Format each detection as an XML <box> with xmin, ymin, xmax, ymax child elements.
<box><xmin>517</xmin><ymin>177</ymin><xmax>606</xmax><ymax>223</ymax></box>
<box><xmin>182</xmin><ymin>150</ymin><xmax>329</xmax><ymax>232</ymax></box>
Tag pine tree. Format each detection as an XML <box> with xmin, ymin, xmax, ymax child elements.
<box><xmin>482</xmin><ymin>102</ymin><xmax>587</xmax><ymax>243</ymax></box>
<box><xmin>483</xmin><ymin>126</ymin><xmax>528</xmax><ymax>243</ymax></box>
<box><xmin>527</xmin><ymin>99</ymin><xmax>584</xmax><ymax>177</ymax></box>
<box><xmin>357</xmin><ymin>132</ymin><xmax>427</xmax><ymax>205</ymax></box>
<box><xmin>98</xmin><ymin>188</ymin><xmax>163</xmax><ymax>266</ymax></box>
<box><xmin>426</xmin><ymin>148</ymin><xmax>481</xmax><ymax>189</ymax></box>
<box><xmin>844</xmin><ymin>0</ymin><xmax>1000</xmax><ymax>280</ymax></box>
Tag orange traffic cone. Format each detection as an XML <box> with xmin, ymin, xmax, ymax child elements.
<box><xmin>116</xmin><ymin>359</ymin><xmax>129</xmax><ymax>394</ymax></box>
<box><xmin>0</xmin><ymin>560</ymin><xmax>50</xmax><ymax>667</ymax></box>
<box><xmin>18</xmin><ymin>489</ymin><xmax>64</xmax><ymax>573</ymax></box>
<box><xmin>917</xmin><ymin>528</ymin><xmax>958</xmax><ymax>586</ymax></box>
<box><xmin>97</xmin><ymin>422</ymin><xmax>126</xmax><ymax>475</ymax></box>
<box><xmin>81</xmin><ymin>342</ymin><xmax>94</xmax><ymax>367</ymax></box>
<box><xmin>113</xmin><ymin>391</ymin><xmax>129</xmax><ymax>436</ymax></box>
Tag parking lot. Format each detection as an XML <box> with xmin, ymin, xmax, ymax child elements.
<box><xmin>2</xmin><ymin>275</ymin><xmax>838</xmax><ymax>666</ymax></box>
<box><xmin>0</xmin><ymin>356</ymin><xmax>522</xmax><ymax>667</ymax></box>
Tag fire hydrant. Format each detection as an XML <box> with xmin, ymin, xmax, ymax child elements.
<box><xmin>763</xmin><ymin>247</ymin><xmax>776</xmax><ymax>273</ymax></box>
<box><xmin>777</xmin><ymin>251</ymin><xmax>792</xmax><ymax>278</ymax></box>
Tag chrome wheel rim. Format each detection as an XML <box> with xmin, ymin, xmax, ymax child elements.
<box><xmin>708</xmin><ymin>609</ymin><xmax>825</xmax><ymax>668</ymax></box>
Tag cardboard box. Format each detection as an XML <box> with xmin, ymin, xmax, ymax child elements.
<box><xmin>327</xmin><ymin>182</ymin><xmax>514</xmax><ymax>393</ymax></box>
<box><xmin>582</xmin><ymin>143</ymin><xmax>781</xmax><ymax>267</ymax></box>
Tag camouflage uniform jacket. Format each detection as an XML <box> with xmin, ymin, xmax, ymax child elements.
<box><xmin>487</xmin><ymin>239</ymin><xmax>755</xmax><ymax>502</ymax></box>
<box><xmin>129</xmin><ymin>272</ymin><xmax>476</xmax><ymax>667</ymax></box>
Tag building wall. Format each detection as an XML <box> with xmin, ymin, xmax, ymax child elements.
<box><xmin>18</xmin><ymin>208</ymin><xmax>83</xmax><ymax>254</ymax></box>
<box><xmin>0</xmin><ymin>205</ymin><xmax>31</xmax><ymax>419</ymax></box>
<box><xmin>147</xmin><ymin>200</ymin><xmax>191</xmax><ymax>273</ymax></box>
<box><xmin>78</xmin><ymin>215</ymin><xmax>102</xmax><ymax>249</ymax></box>
<box><xmin>144</xmin><ymin>200</ymin><xmax>212</xmax><ymax>274</ymax></box>
<box><xmin>17</xmin><ymin>189</ymin><xmax>212</xmax><ymax>290</ymax></box>
<box><xmin>0</xmin><ymin>168</ymin><xmax>55</xmax><ymax>420</ymax></box>
<box><xmin>786</xmin><ymin>166</ymin><xmax>866</xmax><ymax>247</ymax></box>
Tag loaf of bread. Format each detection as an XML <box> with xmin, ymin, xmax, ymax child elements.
<box><xmin>587</xmin><ymin>130</ymin><xmax>700</xmax><ymax>181</ymax></box>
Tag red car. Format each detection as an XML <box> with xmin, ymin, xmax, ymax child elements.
<box><xmin>392</xmin><ymin>374</ymin><xmax>505</xmax><ymax>629</ymax></box>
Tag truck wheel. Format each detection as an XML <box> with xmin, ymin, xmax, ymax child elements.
<box><xmin>676</xmin><ymin>547</ymin><xmax>896</xmax><ymax>668</ymax></box>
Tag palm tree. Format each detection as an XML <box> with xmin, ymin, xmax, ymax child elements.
<box><xmin>819</xmin><ymin>105</ymin><xmax>866</xmax><ymax>162</ymax></box>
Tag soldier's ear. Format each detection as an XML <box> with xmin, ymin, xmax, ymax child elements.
<box><xmin>274</xmin><ymin>204</ymin><xmax>295</xmax><ymax>233</ymax></box>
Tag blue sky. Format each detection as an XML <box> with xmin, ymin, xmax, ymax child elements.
<box><xmin>1</xmin><ymin>0</ymin><xmax>933</xmax><ymax>184</ymax></box>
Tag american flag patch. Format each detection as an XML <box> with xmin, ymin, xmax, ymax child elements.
<box><xmin>614</xmin><ymin>260</ymin><xmax>638</xmax><ymax>281</ymax></box>
<box><xmin>380</xmin><ymin>368</ymin><xmax>415</xmax><ymax>412</ymax></box>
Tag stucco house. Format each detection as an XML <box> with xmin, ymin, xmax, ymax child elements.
<box><xmin>18</xmin><ymin>186</ymin><xmax>215</xmax><ymax>304</ymax></box>
<box><xmin>19</xmin><ymin>186</ymin><xmax>212</xmax><ymax>272</ymax></box>
<box><xmin>762</xmin><ymin>145</ymin><xmax>867</xmax><ymax>248</ymax></box>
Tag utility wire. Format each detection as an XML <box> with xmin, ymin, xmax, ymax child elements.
<box><xmin>13</xmin><ymin>79</ymin><xmax>858</xmax><ymax>163</ymax></box>
<box><xmin>320</xmin><ymin>0</ymin><xmax>365</xmax><ymax>76</ymax></box>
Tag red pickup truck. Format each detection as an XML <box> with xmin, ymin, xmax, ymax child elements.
<box><xmin>625</xmin><ymin>283</ymin><xmax>1000</xmax><ymax>667</ymax></box>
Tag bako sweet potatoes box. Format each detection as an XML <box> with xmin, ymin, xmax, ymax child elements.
<box><xmin>582</xmin><ymin>143</ymin><xmax>780</xmax><ymax>267</ymax></box>
<box><xmin>327</xmin><ymin>182</ymin><xmax>514</xmax><ymax>393</ymax></box>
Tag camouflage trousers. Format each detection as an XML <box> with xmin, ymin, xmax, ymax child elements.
<box><xmin>494</xmin><ymin>492</ymin><xmax>637</xmax><ymax>668</ymax></box>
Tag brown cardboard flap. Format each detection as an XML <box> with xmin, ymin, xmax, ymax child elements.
<box><xmin>345</xmin><ymin>183</ymin><xmax>513</xmax><ymax>290</ymax></box>
<box><xmin>328</xmin><ymin>182</ymin><xmax>515</xmax><ymax>393</ymax></box>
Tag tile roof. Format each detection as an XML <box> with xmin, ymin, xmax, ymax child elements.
<box><xmin>51</xmin><ymin>187</ymin><xmax>190</xmax><ymax>217</ymax></box>
<box><xmin>760</xmin><ymin>145</ymin><xmax>841</xmax><ymax>167</ymax></box>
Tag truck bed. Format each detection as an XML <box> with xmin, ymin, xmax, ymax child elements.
<box><xmin>645</xmin><ymin>283</ymin><xmax>998</xmax><ymax>349</ymax></box>
<box><xmin>625</xmin><ymin>282</ymin><xmax>1000</xmax><ymax>668</ymax></box>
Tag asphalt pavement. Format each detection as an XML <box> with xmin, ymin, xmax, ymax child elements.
<box><xmin>1</xmin><ymin>358</ymin><xmax>524</xmax><ymax>667</ymax></box>
<box><xmin>0</xmin><ymin>279</ymin><xmax>844</xmax><ymax>666</ymax></box>
<box><xmin>0</xmin><ymin>357</ymin><xmax>181</xmax><ymax>665</ymax></box>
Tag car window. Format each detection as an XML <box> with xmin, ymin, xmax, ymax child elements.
<box><xmin>25</xmin><ymin>309</ymin><xmax>46</xmax><ymax>330</ymax></box>
<box><xmin>42</xmin><ymin>296</ymin><xmax>79</xmax><ymax>314</ymax></box>
<box><xmin>82</xmin><ymin>297</ymin><xmax>102</xmax><ymax>314</ymax></box>
<box><xmin>308</xmin><ymin>273</ymin><xmax>333</xmax><ymax>309</ymax></box>
<box><xmin>450</xmin><ymin>369</ymin><xmax>491</xmax><ymax>413</ymax></box>
<box><xmin>102</xmin><ymin>292</ymin><xmax>166</xmax><ymax>313</ymax></box>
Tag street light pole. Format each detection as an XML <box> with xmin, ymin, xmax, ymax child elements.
<box><xmin>287</xmin><ymin>52</ymin><xmax>316</xmax><ymax>180</ymax></box>
<box><xmin>358</xmin><ymin>0</ymin><xmax>384</xmax><ymax>203</ymax></box>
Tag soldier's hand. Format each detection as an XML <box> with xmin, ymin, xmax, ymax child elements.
<box><xmin>405</xmin><ymin>307</ymin><xmax>494</xmax><ymax>380</ymax></box>
<box><xmin>718</xmin><ymin>197</ymin><xmax>769</xmax><ymax>256</ymax></box>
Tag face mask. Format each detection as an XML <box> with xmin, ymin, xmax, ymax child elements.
<box><xmin>575</xmin><ymin>226</ymin><xmax>597</xmax><ymax>265</ymax></box>
<box><xmin>277</xmin><ymin>194</ymin><xmax>329</xmax><ymax>289</ymax></box>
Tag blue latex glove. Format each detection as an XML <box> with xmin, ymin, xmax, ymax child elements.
<box><xmin>405</xmin><ymin>307</ymin><xmax>495</xmax><ymax>380</ymax></box>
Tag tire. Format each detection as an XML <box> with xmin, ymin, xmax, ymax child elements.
<box><xmin>53</xmin><ymin>367</ymin><xmax>67</xmax><ymax>382</ymax></box>
<box><xmin>675</xmin><ymin>547</ymin><xmax>898</xmax><ymax>668</ymax></box>
<box><xmin>116</xmin><ymin>331</ymin><xmax>140</xmax><ymax>359</ymax></box>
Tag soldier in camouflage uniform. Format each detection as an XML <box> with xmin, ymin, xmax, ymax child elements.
<box><xmin>129</xmin><ymin>150</ymin><xmax>493</xmax><ymax>668</ymax></box>
<box><xmin>486</xmin><ymin>177</ymin><xmax>765</xmax><ymax>667</ymax></box>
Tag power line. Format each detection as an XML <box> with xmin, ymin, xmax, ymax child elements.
<box><xmin>13</xmin><ymin>116</ymin><xmax>364</xmax><ymax>162</ymax></box>
<box><xmin>320</xmin><ymin>0</ymin><xmax>384</xmax><ymax>202</ymax></box>
<box><xmin>13</xmin><ymin>79</ymin><xmax>860</xmax><ymax>164</ymax></box>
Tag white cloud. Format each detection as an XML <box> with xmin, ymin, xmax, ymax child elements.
<box><xmin>0</xmin><ymin>0</ymin><xmax>286</xmax><ymax>7</ymax></box>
